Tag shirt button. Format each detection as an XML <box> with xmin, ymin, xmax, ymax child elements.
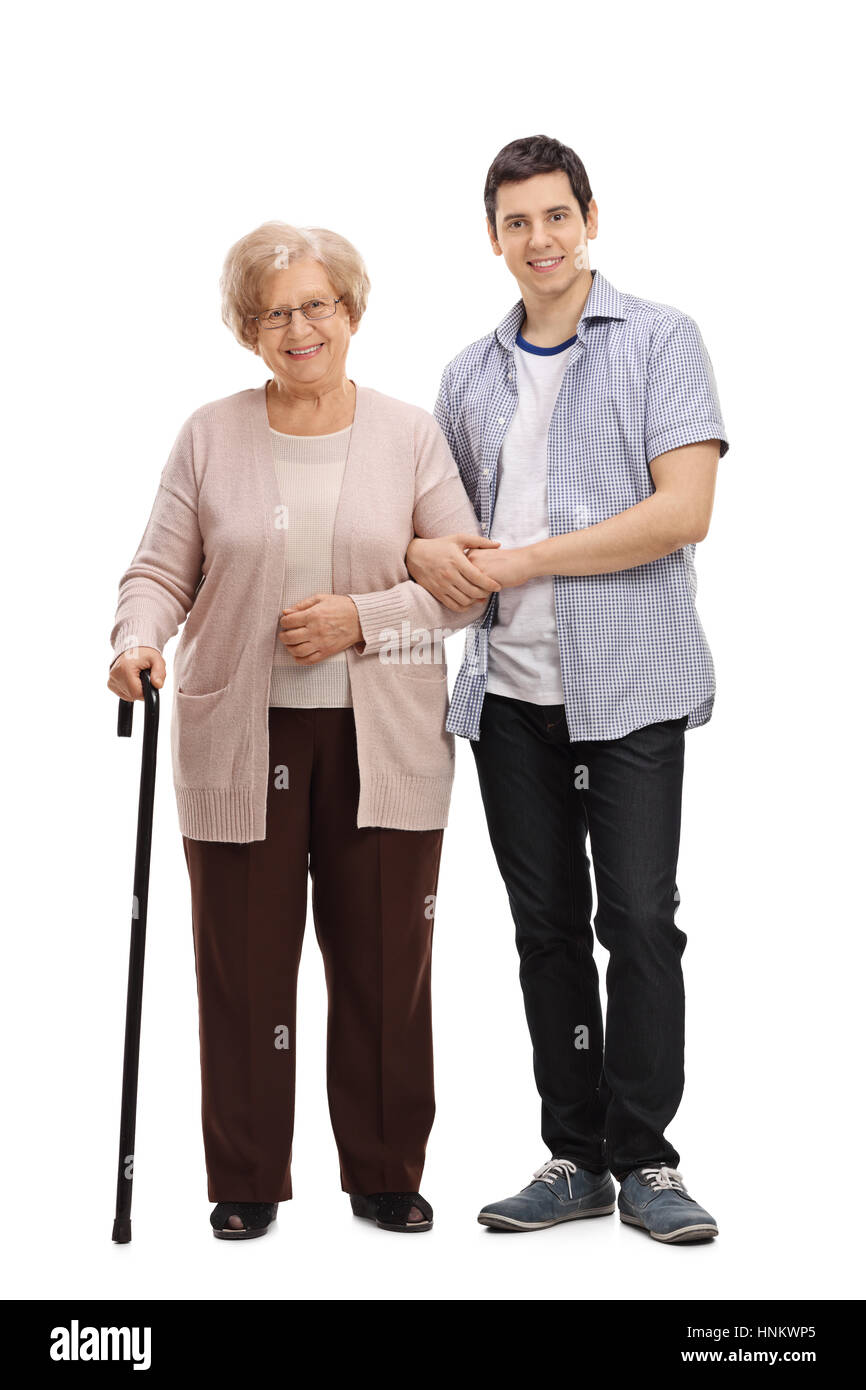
<box><xmin>498</xmin><ymin>416</ymin><xmax>505</xmax><ymax>425</ymax></box>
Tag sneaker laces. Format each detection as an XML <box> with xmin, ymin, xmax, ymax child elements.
<box><xmin>532</xmin><ymin>1158</ymin><xmax>578</xmax><ymax>1198</ymax></box>
<box><xmin>640</xmin><ymin>1164</ymin><xmax>686</xmax><ymax>1193</ymax></box>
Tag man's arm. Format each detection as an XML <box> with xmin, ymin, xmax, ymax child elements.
<box><xmin>472</xmin><ymin>439</ymin><xmax>720</xmax><ymax>587</ymax></box>
<box><xmin>448</xmin><ymin>310</ymin><xmax>727</xmax><ymax>591</ymax></box>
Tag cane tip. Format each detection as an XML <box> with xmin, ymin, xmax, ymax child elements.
<box><xmin>112</xmin><ymin>1218</ymin><xmax>132</xmax><ymax>1244</ymax></box>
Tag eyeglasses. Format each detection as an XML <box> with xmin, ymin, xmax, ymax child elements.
<box><xmin>248</xmin><ymin>296</ymin><xmax>343</xmax><ymax>329</ymax></box>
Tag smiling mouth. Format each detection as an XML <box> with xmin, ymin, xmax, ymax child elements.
<box><xmin>528</xmin><ymin>256</ymin><xmax>564</xmax><ymax>271</ymax></box>
<box><xmin>286</xmin><ymin>343</ymin><xmax>324</xmax><ymax>357</ymax></box>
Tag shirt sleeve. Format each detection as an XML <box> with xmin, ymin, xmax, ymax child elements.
<box><xmin>644</xmin><ymin>313</ymin><xmax>729</xmax><ymax>465</ymax></box>
<box><xmin>108</xmin><ymin>415</ymin><xmax>205</xmax><ymax>669</ymax></box>
<box><xmin>433</xmin><ymin>364</ymin><xmax>460</xmax><ymax>464</ymax></box>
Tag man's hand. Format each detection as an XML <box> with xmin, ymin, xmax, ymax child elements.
<box><xmin>465</xmin><ymin>545</ymin><xmax>535</xmax><ymax>590</ymax></box>
<box><xmin>278</xmin><ymin>594</ymin><xmax>363</xmax><ymax>664</ymax></box>
<box><xmin>406</xmin><ymin>534</ymin><xmax>503</xmax><ymax>611</ymax></box>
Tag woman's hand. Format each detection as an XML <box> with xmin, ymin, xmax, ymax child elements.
<box><xmin>406</xmin><ymin>534</ymin><xmax>503</xmax><ymax>611</ymax></box>
<box><xmin>279</xmin><ymin>595</ymin><xmax>363</xmax><ymax>663</ymax></box>
<box><xmin>107</xmin><ymin>646</ymin><xmax>166</xmax><ymax>700</ymax></box>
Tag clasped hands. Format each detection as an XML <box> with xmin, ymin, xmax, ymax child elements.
<box><xmin>403</xmin><ymin>533</ymin><xmax>533</xmax><ymax>609</ymax></box>
<box><xmin>278</xmin><ymin>594</ymin><xmax>363</xmax><ymax>665</ymax></box>
<box><xmin>278</xmin><ymin>534</ymin><xmax>529</xmax><ymax>665</ymax></box>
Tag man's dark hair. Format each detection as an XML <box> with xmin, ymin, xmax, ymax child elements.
<box><xmin>484</xmin><ymin>135</ymin><xmax>593</xmax><ymax>234</ymax></box>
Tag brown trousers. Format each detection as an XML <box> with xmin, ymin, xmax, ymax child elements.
<box><xmin>182</xmin><ymin>706</ymin><xmax>444</xmax><ymax>1203</ymax></box>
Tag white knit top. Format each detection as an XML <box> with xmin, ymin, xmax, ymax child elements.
<box><xmin>268</xmin><ymin>424</ymin><xmax>354</xmax><ymax>708</ymax></box>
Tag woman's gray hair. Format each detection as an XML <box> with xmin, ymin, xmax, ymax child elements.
<box><xmin>220</xmin><ymin>221</ymin><xmax>371</xmax><ymax>350</ymax></box>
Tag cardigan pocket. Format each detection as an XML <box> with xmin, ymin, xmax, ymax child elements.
<box><xmin>367</xmin><ymin>660</ymin><xmax>454</xmax><ymax>770</ymax></box>
<box><xmin>172</xmin><ymin>682</ymin><xmax>250</xmax><ymax>787</ymax></box>
<box><xmin>176</xmin><ymin>679</ymin><xmax>231</xmax><ymax>698</ymax></box>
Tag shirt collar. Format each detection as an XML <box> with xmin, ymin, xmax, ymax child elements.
<box><xmin>494</xmin><ymin>268</ymin><xmax>626</xmax><ymax>352</ymax></box>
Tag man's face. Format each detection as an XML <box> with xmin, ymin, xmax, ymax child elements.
<box><xmin>488</xmin><ymin>170</ymin><xmax>597</xmax><ymax>301</ymax></box>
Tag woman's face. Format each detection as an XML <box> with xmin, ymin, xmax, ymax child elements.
<box><xmin>253</xmin><ymin>258</ymin><xmax>357</xmax><ymax>394</ymax></box>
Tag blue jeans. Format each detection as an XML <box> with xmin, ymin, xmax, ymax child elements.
<box><xmin>470</xmin><ymin>693</ymin><xmax>689</xmax><ymax>1180</ymax></box>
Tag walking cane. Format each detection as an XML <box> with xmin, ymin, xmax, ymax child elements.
<box><xmin>112</xmin><ymin>665</ymin><xmax>160</xmax><ymax>1243</ymax></box>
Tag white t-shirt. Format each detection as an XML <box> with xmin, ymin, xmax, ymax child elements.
<box><xmin>485</xmin><ymin>331</ymin><xmax>574</xmax><ymax>705</ymax></box>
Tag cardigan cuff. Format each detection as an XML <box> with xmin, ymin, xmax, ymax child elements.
<box><xmin>109</xmin><ymin>617</ymin><xmax>164</xmax><ymax>670</ymax></box>
<box><xmin>348</xmin><ymin>589</ymin><xmax>412</xmax><ymax>656</ymax></box>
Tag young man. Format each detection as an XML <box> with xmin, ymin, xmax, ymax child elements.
<box><xmin>406</xmin><ymin>134</ymin><xmax>729</xmax><ymax>1244</ymax></box>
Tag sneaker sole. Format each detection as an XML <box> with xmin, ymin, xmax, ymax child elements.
<box><xmin>478</xmin><ymin>1202</ymin><xmax>616</xmax><ymax>1231</ymax></box>
<box><xmin>619</xmin><ymin>1213</ymin><xmax>718</xmax><ymax>1243</ymax></box>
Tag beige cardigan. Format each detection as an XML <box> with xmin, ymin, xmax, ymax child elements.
<box><xmin>109</xmin><ymin>382</ymin><xmax>488</xmax><ymax>841</ymax></box>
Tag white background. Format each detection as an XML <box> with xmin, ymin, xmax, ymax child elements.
<box><xmin>2</xmin><ymin>0</ymin><xmax>863</xmax><ymax>1303</ymax></box>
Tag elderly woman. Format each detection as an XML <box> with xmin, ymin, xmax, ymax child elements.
<box><xmin>107</xmin><ymin>222</ymin><xmax>499</xmax><ymax>1239</ymax></box>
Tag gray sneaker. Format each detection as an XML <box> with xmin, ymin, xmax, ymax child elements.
<box><xmin>617</xmin><ymin>1165</ymin><xmax>718</xmax><ymax>1243</ymax></box>
<box><xmin>478</xmin><ymin>1158</ymin><xmax>616</xmax><ymax>1231</ymax></box>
